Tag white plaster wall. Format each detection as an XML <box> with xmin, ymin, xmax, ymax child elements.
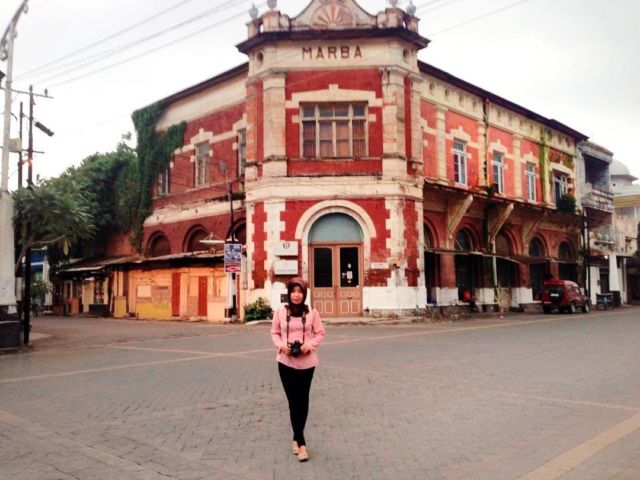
<box><xmin>436</xmin><ymin>287</ymin><xmax>458</xmax><ymax>305</ymax></box>
<box><xmin>363</xmin><ymin>286</ymin><xmax>426</xmax><ymax>310</ymax></box>
<box><xmin>512</xmin><ymin>287</ymin><xmax>533</xmax><ymax>307</ymax></box>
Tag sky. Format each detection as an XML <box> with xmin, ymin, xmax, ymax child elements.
<box><xmin>1</xmin><ymin>0</ymin><xmax>639</xmax><ymax>188</ymax></box>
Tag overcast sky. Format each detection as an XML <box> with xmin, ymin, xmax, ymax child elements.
<box><xmin>1</xmin><ymin>0</ymin><xmax>639</xmax><ymax>188</ymax></box>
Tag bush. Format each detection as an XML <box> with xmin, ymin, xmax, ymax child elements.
<box><xmin>557</xmin><ymin>194</ymin><xmax>577</xmax><ymax>214</ymax></box>
<box><xmin>244</xmin><ymin>297</ymin><xmax>273</xmax><ymax>321</ymax></box>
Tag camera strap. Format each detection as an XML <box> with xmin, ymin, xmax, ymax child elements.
<box><xmin>285</xmin><ymin>306</ymin><xmax>307</xmax><ymax>345</ymax></box>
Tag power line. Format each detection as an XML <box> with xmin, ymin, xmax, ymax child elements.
<box><xmin>45</xmin><ymin>3</ymin><xmax>262</xmax><ymax>89</ymax></box>
<box><xmin>15</xmin><ymin>0</ymin><xmax>199</xmax><ymax>80</ymax></box>
<box><xmin>22</xmin><ymin>0</ymin><xmax>249</xmax><ymax>85</ymax></box>
<box><xmin>426</xmin><ymin>0</ymin><xmax>536</xmax><ymax>37</ymax></box>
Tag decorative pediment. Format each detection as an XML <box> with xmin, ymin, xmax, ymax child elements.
<box><xmin>291</xmin><ymin>0</ymin><xmax>377</xmax><ymax>31</ymax></box>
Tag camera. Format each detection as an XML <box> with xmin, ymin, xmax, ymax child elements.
<box><xmin>288</xmin><ymin>340</ymin><xmax>302</xmax><ymax>357</ymax></box>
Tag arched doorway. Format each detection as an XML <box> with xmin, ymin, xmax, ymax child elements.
<box><xmin>528</xmin><ymin>237</ymin><xmax>548</xmax><ymax>300</ymax></box>
<box><xmin>558</xmin><ymin>241</ymin><xmax>578</xmax><ymax>282</ymax></box>
<box><xmin>454</xmin><ymin>229</ymin><xmax>478</xmax><ymax>301</ymax></box>
<box><xmin>309</xmin><ymin>213</ymin><xmax>363</xmax><ymax>317</ymax></box>
<box><xmin>424</xmin><ymin>225</ymin><xmax>437</xmax><ymax>304</ymax></box>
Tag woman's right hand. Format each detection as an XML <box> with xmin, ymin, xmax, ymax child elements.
<box><xmin>279</xmin><ymin>345</ymin><xmax>292</xmax><ymax>355</ymax></box>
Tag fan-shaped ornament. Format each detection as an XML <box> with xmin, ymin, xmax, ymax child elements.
<box><xmin>311</xmin><ymin>2</ymin><xmax>354</xmax><ymax>29</ymax></box>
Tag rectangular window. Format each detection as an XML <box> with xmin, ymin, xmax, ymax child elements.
<box><xmin>453</xmin><ymin>139</ymin><xmax>467</xmax><ymax>185</ymax></box>
<box><xmin>301</xmin><ymin>103</ymin><xmax>368</xmax><ymax>158</ymax></box>
<box><xmin>525</xmin><ymin>163</ymin><xmax>536</xmax><ymax>201</ymax></box>
<box><xmin>157</xmin><ymin>168</ymin><xmax>169</xmax><ymax>196</ymax></box>
<box><xmin>492</xmin><ymin>152</ymin><xmax>504</xmax><ymax>194</ymax></box>
<box><xmin>195</xmin><ymin>143</ymin><xmax>209</xmax><ymax>187</ymax></box>
<box><xmin>237</xmin><ymin>130</ymin><xmax>247</xmax><ymax>177</ymax></box>
<box><xmin>554</xmin><ymin>171</ymin><xmax>569</xmax><ymax>204</ymax></box>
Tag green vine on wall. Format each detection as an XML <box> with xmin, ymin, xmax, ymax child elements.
<box><xmin>539</xmin><ymin>137</ymin><xmax>548</xmax><ymax>202</ymax></box>
<box><xmin>131</xmin><ymin>101</ymin><xmax>186</xmax><ymax>252</ymax></box>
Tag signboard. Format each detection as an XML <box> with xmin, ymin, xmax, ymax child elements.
<box><xmin>370</xmin><ymin>262</ymin><xmax>388</xmax><ymax>270</ymax></box>
<box><xmin>224</xmin><ymin>243</ymin><xmax>242</xmax><ymax>273</ymax></box>
<box><xmin>274</xmin><ymin>260</ymin><xmax>298</xmax><ymax>275</ymax></box>
<box><xmin>275</xmin><ymin>241</ymin><xmax>298</xmax><ymax>257</ymax></box>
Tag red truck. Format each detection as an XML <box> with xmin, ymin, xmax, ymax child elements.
<box><xmin>542</xmin><ymin>279</ymin><xmax>590</xmax><ymax>314</ymax></box>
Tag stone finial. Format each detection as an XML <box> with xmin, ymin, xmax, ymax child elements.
<box><xmin>407</xmin><ymin>1</ymin><xmax>416</xmax><ymax>16</ymax></box>
<box><xmin>249</xmin><ymin>3</ymin><xmax>258</xmax><ymax>20</ymax></box>
<box><xmin>267</xmin><ymin>0</ymin><xmax>277</xmax><ymax>11</ymax></box>
<box><xmin>388</xmin><ymin>0</ymin><xmax>399</xmax><ymax>7</ymax></box>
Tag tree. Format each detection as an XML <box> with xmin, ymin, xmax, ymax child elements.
<box><xmin>12</xmin><ymin>177</ymin><xmax>96</xmax><ymax>273</ymax></box>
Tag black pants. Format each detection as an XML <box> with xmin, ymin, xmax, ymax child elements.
<box><xmin>278</xmin><ymin>362</ymin><xmax>315</xmax><ymax>447</ymax></box>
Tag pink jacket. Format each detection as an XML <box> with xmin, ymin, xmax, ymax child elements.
<box><xmin>270</xmin><ymin>305</ymin><xmax>325</xmax><ymax>369</ymax></box>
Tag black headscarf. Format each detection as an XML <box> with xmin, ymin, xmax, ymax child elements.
<box><xmin>287</xmin><ymin>277</ymin><xmax>309</xmax><ymax>317</ymax></box>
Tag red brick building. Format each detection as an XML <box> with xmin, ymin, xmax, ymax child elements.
<box><xmin>133</xmin><ymin>0</ymin><xmax>587</xmax><ymax>320</ymax></box>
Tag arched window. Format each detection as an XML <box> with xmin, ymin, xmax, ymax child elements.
<box><xmin>495</xmin><ymin>233</ymin><xmax>511</xmax><ymax>256</ymax></box>
<box><xmin>558</xmin><ymin>242</ymin><xmax>573</xmax><ymax>260</ymax></box>
<box><xmin>148</xmin><ymin>234</ymin><xmax>171</xmax><ymax>257</ymax></box>
<box><xmin>185</xmin><ymin>229</ymin><xmax>209</xmax><ymax>253</ymax></box>
<box><xmin>310</xmin><ymin>213</ymin><xmax>363</xmax><ymax>243</ymax></box>
<box><xmin>424</xmin><ymin>226</ymin><xmax>433</xmax><ymax>250</ymax></box>
<box><xmin>455</xmin><ymin>229</ymin><xmax>473</xmax><ymax>251</ymax></box>
<box><xmin>529</xmin><ymin>237</ymin><xmax>545</xmax><ymax>257</ymax></box>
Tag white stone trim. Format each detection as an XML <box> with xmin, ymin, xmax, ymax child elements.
<box><xmin>285</xmin><ymin>84</ymin><xmax>383</xmax><ymax>109</ymax></box>
<box><xmin>144</xmin><ymin>200</ymin><xmax>242</xmax><ymax>227</ymax></box>
<box><xmin>264</xmin><ymin>201</ymin><xmax>286</xmax><ymax>290</ymax></box>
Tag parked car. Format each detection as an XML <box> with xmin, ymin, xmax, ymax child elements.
<box><xmin>542</xmin><ymin>279</ymin><xmax>590</xmax><ymax>314</ymax></box>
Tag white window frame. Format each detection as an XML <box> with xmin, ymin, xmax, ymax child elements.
<box><xmin>554</xmin><ymin>171</ymin><xmax>569</xmax><ymax>204</ymax></box>
<box><xmin>195</xmin><ymin>143</ymin><xmax>209</xmax><ymax>188</ymax></box>
<box><xmin>300</xmin><ymin>103</ymin><xmax>368</xmax><ymax>159</ymax></box>
<box><xmin>157</xmin><ymin>168</ymin><xmax>169</xmax><ymax>196</ymax></box>
<box><xmin>525</xmin><ymin>163</ymin><xmax>536</xmax><ymax>201</ymax></box>
<box><xmin>453</xmin><ymin>139</ymin><xmax>468</xmax><ymax>186</ymax></box>
<box><xmin>492</xmin><ymin>151</ymin><xmax>504</xmax><ymax>194</ymax></box>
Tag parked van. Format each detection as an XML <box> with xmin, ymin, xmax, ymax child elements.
<box><xmin>542</xmin><ymin>279</ymin><xmax>590</xmax><ymax>314</ymax></box>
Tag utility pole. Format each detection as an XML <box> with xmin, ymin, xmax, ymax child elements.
<box><xmin>0</xmin><ymin>1</ymin><xmax>29</xmax><ymax>324</ymax></box>
<box><xmin>23</xmin><ymin>86</ymin><xmax>34</xmax><ymax>344</ymax></box>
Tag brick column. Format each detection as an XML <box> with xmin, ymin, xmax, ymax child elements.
<box><xmin>438</xmin><ymin>252</ymin><xmax>459</xmax><ymax>305</ymax></box>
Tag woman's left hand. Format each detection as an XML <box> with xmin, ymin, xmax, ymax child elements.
<box><xmin>300</xmin><ymin>343</ymin><xmax>312</xmax><ymax>354</ymax></box>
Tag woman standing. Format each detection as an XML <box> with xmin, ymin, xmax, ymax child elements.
<box><xmin>271</xmin><ymin>277</ymin><xmax>325</xmax><ymax>462</ymax></box>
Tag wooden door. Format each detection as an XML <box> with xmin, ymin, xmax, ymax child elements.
<box><xmin>171</xmin><ymin>272</ymin><xmax>180</xmax><ymax>317</ymax></box>
<box><xmin>311</xmin><ymin>245</ymin><xmax>362</xmax><ymax>317</ymax></box>
<box><xmin>198</xmin><ymin>276</ymin><xmax>208</xmax><ymax>317</ymax></box>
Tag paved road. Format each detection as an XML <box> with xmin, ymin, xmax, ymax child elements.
<box><xmin>1</xmin><ymin>309</ymin><xmax>639</xmax><ymax>480</ymax></box>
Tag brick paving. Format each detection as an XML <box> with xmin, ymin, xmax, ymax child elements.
<box><xmin>0</xmin><ymin>309</ymin><xmax>639</xmax><ymax>479</ymax></box>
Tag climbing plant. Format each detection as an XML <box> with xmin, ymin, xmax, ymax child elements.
<box><xmin>131</xmin><ymin>102</ymin><xmax>186</xmax><ymax>251</ymax></box>
<box><xmin>538</xmin><ymin>137</ymin><xmax>548</xmax><ymax>202</ymax></box>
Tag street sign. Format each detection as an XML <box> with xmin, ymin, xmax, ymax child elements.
<box><xmin>224</xmin><ymin>243</ymin><xmax>242</xmax><ymax>273</ymax></box>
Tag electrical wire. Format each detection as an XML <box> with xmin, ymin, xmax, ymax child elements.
<box><xmin>25</xmin><ymin>0</ymin><xmax>251</xmax><ymax>85</ymax></box>
<box><xmin>46</xmin><ymin>2</ymin><xmax>263</xmax><ymax>89</ymax></box>
<box><xmin>426</xmin><ymin>0</ymin><xmax>536</xmax><ymax>37</ymax></box>
<box><xmin>15</xmin><ymin>0</ymin><xmax>200</xmax><ymax>80</ymax></box>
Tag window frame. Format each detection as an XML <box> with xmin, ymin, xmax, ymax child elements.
<box><xmin>157</xmin><ymin>168</ymin><xmax>170</xmax><ymax>197</ymax></box>
<box><xmin>492</xmin><ymin>151</ymin><xmax>504</xmax><ymax>194</ymax></box>
<box><xmin>300</xmin><ymin>103</ymin><xmax>368</xmax><ymax>159</ymax></box>
<box><xmin>195</xmin><ymin>142</ymin><xmax>210</xmax><ymax>188</ymax></box>
<box><xmin>554</xmin><ymin>171</ymin><xmax>569</xmax><ymax>205</ymax></box>
<box><xmin>453</xmin><ymin>139</ymin><xmax>468</xmax><ymax>186</ymax></box>
<box><xmin>525</xmin><ymin>163</ymin><xmax>536</xmax><ymax>202</ymax></box>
